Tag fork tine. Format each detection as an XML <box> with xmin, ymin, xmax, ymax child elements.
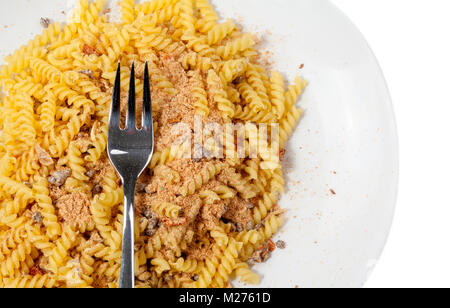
<box><xmin>109</xmin><ymin>62</ymin><xmax>121</xmax><ymax>130</ymax></box>
<box><xmin>126</xmin><ymin>62</ymin><xmax>136</xmax><ymax>130</ymax></box>
<box><xmin>142</xmin><ymin>61</ymin><xmax>152</xmax><ymax>130</ymax></box>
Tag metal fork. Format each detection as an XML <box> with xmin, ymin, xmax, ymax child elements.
<box><xmin>107</xmin><ymin>62</ymin><xmax>154</xmax><ymax>288</ymax></box>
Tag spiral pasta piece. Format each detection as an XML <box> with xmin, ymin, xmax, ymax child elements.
<box><xmin>49</xmin><ymin>112</ymin><xmax>91</xmax><ymax>157</ymax></box>
<box><xmin>179</xmin><ymin>163</ymin><xmax>224</xmax><ymax>196</ymax></box>
<box><xmin>47</xmin><ymin>225</ymin><xmax>78</xmax><ymax>274</ymax></box>
<box><xmin>170</xmin><ymin>257</ymin><xmax>198</xmax><ymax>273</ymax></box>
<box><xmin>152</xmin><ymin>202</ymin><xmax>181</xmax><ymax>219</ymax></box>
<box><xmin>210</xmin><ymin>238</ymin><xmax>242</xmax><ymax>287</ymax></box>
<box><xmin>195</xmin><ymin>0</ymin><xmax>219</xmax><ymax>33</ymax></box>
<box><xmin>190</xmin><ymin>245</ymin><xmax>221</xmax><ymax>288</ymax></box>
<box><xmin>91</xmin><ymin>188</ymin><xmax>123</xmax><ymax>250</ymax></box>
<box><xmin>237</xmin><ymin>81</ymin><xmax>265</xmax><ymax>112</ymax></box>
<box><xmin>216</xmin><ymin>33</ymin><xmax>255</xmax><ymax>60</ymax></box>
<box><xmin>151</xmin><ymin>258</ymin><xmax>171</xmax><ymax>276</ymax></box>
<box><xmin>219</xmin><ymin>59</ymin><xmax>247</xmax><ymax>85</ymax></box>
<box><xmin>176</xmin><ymin>0</ymin><xmax>195</xmax><ymax>32</ymax></box>
<box><xmin>0</xmin><ymin>176</ymin><xmax>34</xmax><ymax>219</ymax></box>
<box><xmin>68</xmin><ymin>143</ymin><xmax>89</xmax><ymax>183</ymax></box>
<box><xmin>0</xmin><ymin>224</ymin><xmax>27</xmax><ymax>261</ymax></box>
<box><xmin>284</xmin><ymin>76</ymin><xmax>307</xmax><ymax>116</ymax></box>
<box><xmin>234</xmin><ymin>104</ymin><xmax>277</xmax><ymax>124</ymax></box>
<box><xmin>0</xmin><ymin>238</ymin><xmax>32</xmax><ymax>277</ymax></box>
<box><xmin>136</xmin><ymin>26</ymin><xmax>183</xmax><ymax>56</ymax></box>
<box><xmin>181</xmin><ymin>32</ymin><xmax>216</xmax><ymax>58</ymax></box>
<box><xmin>30</xmin><ymin>58</ymin><xmax>62</xmax><ymax>83</ymax></box>
<box><xmin>26</xmin><ymin>224</ymin><xmax>55</xmax><ymax>256</ymax></box>
<box><xmin>120</xmin><ymin>0</ymin><xmax>135</xmax><ymax>25</ymax></box>
<box><xmin>33</xmin><ymin>176</ymin><xmax>61</xmax><ymax>239</ymax></box>
<box><xmin>86</xmin><ymin>124</ymin><xmax>107</xmax><ymax>163</ymax></box>
<box><xmin>38</xmin><ymin>93</ymin><xmax>57</xmax><ymax>133</ymax></box>
<box><xmin>210</xmin><ymin>226</ymin><xmax>229</xmax><ymax>249</ymax></box>
<box><xmin>252</xmin><ymin>191</ymin><xmax>277</xmax><ymax>224</ymax></box>
<box><xmin>77</xmin><ymin>77</ymin><xmax>111</xmax><ymax>108</ymax></box>
<box><xmin>207</xmin><ymin>70</ymin><xmax>235</xmax><ymax>119</ymax></box>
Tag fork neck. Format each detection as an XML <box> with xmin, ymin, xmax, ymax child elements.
<box><xmin>120</xmin><ymin>176</ymin><xmax>138</xmax><ymax>289</ymax></box>
<box><xmin>123</xmin><ymin>176</ymin><xmax>138</xmax><ymax>197</ymax></box>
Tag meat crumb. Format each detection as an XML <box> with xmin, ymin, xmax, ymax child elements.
<box><xmin>245</xmin><ymin>220</ymin><xmax>254</xmax><ymax>230</ymax></box>
<box><xmin>267</xmin><ymin>239</ymin><xmax>276</xmax><ymax>252</ymax></box>
<box><xmin>143</xmin><ymin>210</ymin><xmax>159</xmax><ymax>236</ymax></box>
<box><xmin>30</xmin><ymin>265</ymin><xmax>44</xmax><ymax>276</ymax></box>
<box><xmin>143</xmin><ymin>209</ymin><xmax>155</xmax><ymax>219</ymax></box>
<box><xmin>330</xmin><ymin>189</ymin><xmax>336</xmax><ymax>195</ymax></box>
<box><xmin>32</xmin><ymin>211</ymin><xmax>44</xmax><ymax>224</ymax></box>
<box><xmin>40</xmin><ymin>17</ymin><xmax>50</xmax><ymax>28</ymax></box>
<box><xmin>79</xmin><ymin>69</ymin><xmax>94</xmax><ymax>78</ymax></box>
<box><xmin>145</xmin><ymin>217</ymin><xmax>159</xmax><ymax>237</ymax></box>
<box><xmin>276</xmin><ymin>240</ymin><xmax>286</xmax><ymax>249</ymax></box>
<box><xmin>163</xmin><ymin>273</ymin><xmax>174</xmax><ymax>282</ymax></box>
<box><xmin>82</xmin><ymin>44</ymin><xmax>102</xmax><ymax>56</ymax></box>
<box><xmin>168</xmin><ymin>114</ymin><xmax>183</xmax><ymax>124</ymax></box>
<box><xmin>48</xmin><ymin>169</ymin><xmax>72</xmax><ymax>187</ymax></box>
<box><xmin>299</xmin><ymin>64</ymin><xmax>304</xmax><ymax>70</ymax></box>
<box><xmin>35</xmin><ymin>144</ymin><xmax>54</xmax><ymax>166</ymax></box>
<box><xmin>22</xmin><ymin>181</ymin><xmax>32</xmax><ymax>189</ymax></box>
<box><xmin>163</xmin><ymin>217</ymin><xmax>188</xmax><ymax>227</ymax></box>
<box><xmin>251</xmin><ymin>243</ymin><xmax>272</xmax><ymax>263</ymax></box>
<box><xmin>90</xmin><ymin>231</ymin><xmax>103</xmax><ymax>243</ymax></box>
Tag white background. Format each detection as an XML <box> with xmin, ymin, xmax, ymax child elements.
<box><xmin>0</xmin><ymin>0</ymin><xmax>447</xmax><ymax>289</ymax></box>
<box><xmin>333</xmin><ymin>0</ymin><xmax>450</xmax><ymax>288</ymax></box>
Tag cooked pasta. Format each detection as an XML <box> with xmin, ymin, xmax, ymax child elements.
<box><xmin>0</xmin><ymin>0</ymin><xmax>306</xmax><ymax>288</ymax></box>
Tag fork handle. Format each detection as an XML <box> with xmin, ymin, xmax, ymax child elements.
<box><xmin>120</xmin><ymin>177</ymin><xmax>137</xmax><ymax>288</ymax></box>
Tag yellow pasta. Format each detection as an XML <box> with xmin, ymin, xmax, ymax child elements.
<box><xmin>207</xmin><ymin>19</ymin><xmax>236</xmax><ymax>45</ymax></box>
<box><xmin>270</xmin><ymin>71</ymin><xmax>286</xmax><ymax>119</ymax></box>
<box><xmin>207</xmin><ymin>70</ymin><xmax>235</xmax><ymax>119</ymax></box>
<box><xmin>233</xmin><ymin>262</ymin><xmax>260</xmax><ymax>285</ymax></box>
<box><xmin>152</xmin><ymin>202</ymin><xmax>181</xmax><ymax>219</ymax></box>
<box><xmin>120</xmin><ymin>0</ymin><xmax>135</xmax><ymax>25</ymax></box>
<box><xmin>32</xmin><ymin>176</ymin><xmax>61</xmax><ymax>239</ymax></box>
<box><xmin>2</xmin><ymin>274</ymin><xmax>57</xmax><ymax>289</ymax></box>
<box><xmin>181</xmin><ymin>51</ymin><xmax>214</xmax><ymax>72</ymax></box>
<box><xmin>216</xmin><ymin>33</ymin><xmax>256</xmax><ymax>60</ymax></box>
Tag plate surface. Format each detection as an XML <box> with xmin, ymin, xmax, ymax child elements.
<box><xmin>0</xmin><ymin>0</ymin><xmax>398</xmax><ymax>288</ymax></box>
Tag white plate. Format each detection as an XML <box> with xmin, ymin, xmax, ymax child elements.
<box><xmin>0</xmin><ymin>0</ymin><xmax>398</xmax><ymax>288</ymax></box>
